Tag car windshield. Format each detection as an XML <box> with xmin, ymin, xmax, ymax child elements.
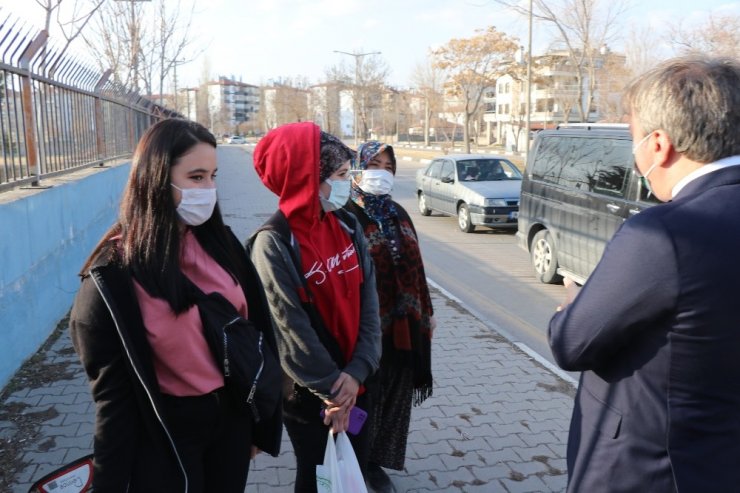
<box><xmin>456</xmin><ymin>159</ymin><xmax>522</xmax><ymax>182</ymax></box>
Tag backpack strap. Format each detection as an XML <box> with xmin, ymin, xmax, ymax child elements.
<box><xmin>248</xmin><ymin>210</ymin><xmax>346</xmax><ymax>367</ymax></box>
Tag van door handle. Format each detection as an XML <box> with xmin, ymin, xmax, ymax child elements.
<box><xmin>628</xmin><ymin>208</ymin><xmax>640</xmax><ymax>216</ymax></box>
<box><xmin>606</xmin><ymin>204</ymin><xmax>620</xmax><ymax>214</ymax></box>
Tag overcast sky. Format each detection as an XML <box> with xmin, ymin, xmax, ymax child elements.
<box><xmin>1</xmin><ymin>0</ymin><xmax>738</xmax><ymax>90</ymax></box>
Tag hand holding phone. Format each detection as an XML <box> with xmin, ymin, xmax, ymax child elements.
<box><xmin>321</xmin><ymin>406</ymin><xmax>367</xmax><ymax>435</ymax></box>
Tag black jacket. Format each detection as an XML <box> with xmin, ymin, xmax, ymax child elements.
<box><xmin>70</xmin><ymin>230</ymin><xmax>282</xmax><ymax>492</ymax></box>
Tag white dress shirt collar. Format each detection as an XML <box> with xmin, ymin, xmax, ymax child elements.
<box><xmin>672</xmin><ymin>155</ymin><xmax>740</xmax><ymax>198</ymax></box>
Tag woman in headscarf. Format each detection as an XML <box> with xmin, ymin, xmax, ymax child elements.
<box><xmin>248</xmin><ymin>122</ymin><xmax>381</xmax><ymax>492</ymax></box>
<box><xmin>344</xmin><ymin>141</ymin><xmax>435</xmax><ymax>493</ymax></box>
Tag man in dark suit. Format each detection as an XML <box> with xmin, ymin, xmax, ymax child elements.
<box><xmin>549</xmin><ymin>56</ymin><xmax>740</xmax><ymax>492</ymax></box>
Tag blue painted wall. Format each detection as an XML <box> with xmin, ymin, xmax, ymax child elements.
<box><xmin>0</xmin><ymin>163</ymin><xmax>130</xmax><ymax>388</ymax></box>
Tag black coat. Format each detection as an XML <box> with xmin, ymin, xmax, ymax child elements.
<box><xmin>70</xmin><ymin>230</ymin><xmax>282</xmax><ymax>492</ymax></box>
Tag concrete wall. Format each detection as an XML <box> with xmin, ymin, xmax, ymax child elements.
<box><xmin>0</xmin><ymin>163</ymin><xmax>130</xmax><ymax>388</ymax></box>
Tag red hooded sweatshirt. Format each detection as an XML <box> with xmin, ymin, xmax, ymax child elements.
<box><xmin>253</xmin><ymin>122</ymin><xmax>362</xmax><ymax>364</ymax></box>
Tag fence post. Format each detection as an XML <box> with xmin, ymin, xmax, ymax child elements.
<box><xmin>18</xmin><ymin>30</ymin><xmax>48</xmax><ymax>186</ymax></box>
<box><xmin>93</xmin><ymin>70</ymin><xmax>112</xmax><ymax>163</ymax></box>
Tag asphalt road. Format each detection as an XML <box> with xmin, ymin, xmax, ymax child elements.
<box><xmin>391</xmin><ymin>156</ymin><xmax>566</xmax><ymax>366</ymax></box>
<box><xmin>217</xmin><ymin>144</ymin><xmax>568</xmax><ymax>369</ymax></box>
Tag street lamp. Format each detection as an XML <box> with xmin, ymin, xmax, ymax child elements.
<box><xmin>333</xmin><ymin>50</ymin><xmax>381</xmax><ymax>145</ymax></box>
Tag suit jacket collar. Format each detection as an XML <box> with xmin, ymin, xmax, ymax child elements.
<box><xmin>673</xmin><ymin>162</ymin><xmax>740</xmax><ymax>202</ymax></box>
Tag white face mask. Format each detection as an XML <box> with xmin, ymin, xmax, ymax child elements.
<box><xmin>171</xmin><ymin>184</ymin><xmax>217</xmax><ymax>226</ymax></box>
<box><xmin>358</xmin><ymin>169</ymin><xmax>394</xmax><ymax>196</ymax></box>
<box><xmin>320</xmin><ymin>178</ymin><xmax>351</xmax><ymax>212</ymax></box>
<box><xmin>638</xmin><ymin>161</ymin><xmax>659</xmax><ymax>198</ymax></box>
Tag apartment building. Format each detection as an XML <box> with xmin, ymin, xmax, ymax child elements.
<box><xmin>207</xmin><ymin>76</ymin><xmax>260</xmax><ymax>135</ymax></box>
<box><xmin>491</xmin><ymin>48</ymin><xmax>628</xmax><ymax>152</ymax></box>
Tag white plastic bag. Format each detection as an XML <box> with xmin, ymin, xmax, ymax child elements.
<box><xmin>335</xmin><ymin>431</ymin><xmax>368</xmax><ymax>493</ymax></box>
<box><xmin>316</xmin><ymin>430</ymin><xmax>340</xmax><ymax>493</ymax></box>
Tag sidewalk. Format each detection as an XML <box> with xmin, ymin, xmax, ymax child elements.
<box><xmin>0</xmin><ymin>288</ymin><xmax>574</xmax><ymax>493</ymax></box>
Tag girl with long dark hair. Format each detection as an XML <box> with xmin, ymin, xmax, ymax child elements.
<box><xmin>70</xmin><ymin>119</ymin><xmax>282</xmax><ymax>492</ymax></box>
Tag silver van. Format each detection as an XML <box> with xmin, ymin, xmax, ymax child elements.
<box><xmin>516</xmin><ymin>124</ymin><xmax>659</xmax><ymax>284</ymax></box>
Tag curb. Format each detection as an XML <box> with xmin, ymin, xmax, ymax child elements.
<box><xmin>427</xmin><ymin>277</ymin><xmax>578</xmax><ymax>388</ymax></box>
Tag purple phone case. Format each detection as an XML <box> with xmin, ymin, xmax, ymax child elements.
<box><xmin>320</xmin><ymin>406</ymin><xmax>368</xmax><ymax>435</ymax></box>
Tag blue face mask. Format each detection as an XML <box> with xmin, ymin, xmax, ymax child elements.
<box><xmin>320</xmin><ymin>178</ymin><xmax>351</xmax><ymax>212</ymax></box>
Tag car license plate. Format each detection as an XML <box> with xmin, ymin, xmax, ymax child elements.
<box><xmin>509</xmin><ymin>211</ymin><xmax>519</xmax><ymax>220</ymax></box>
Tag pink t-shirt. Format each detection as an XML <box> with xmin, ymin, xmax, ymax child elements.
<box><xmin>133</xmin><ymin>230</ymin><xmax>248</xmax><ymax>396</ymax></box>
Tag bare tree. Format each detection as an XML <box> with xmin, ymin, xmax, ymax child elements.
<box><xmin>83</xmin><ymin>0</ymin><xmax>144</xmax><ymax>89</ymax></box>
<box><xmin>329</xmin><ymin>54</ymin><xmax>390</xmax><ymax>141</ymax></box>
<box><xmin>494</xmin><ymin>0</ymin><xmax>629</xmax><ymax>122</ymax></box>
<box><xmin>356</xmin><ymin>55</ymin><xmax>390</xmax><ymax>141</ymax></box>
<box><xmin>33</xmin><ymin>0</ymin><xmax>105</xmax><ymax>71</ymax></box>
<box><xmin>666</xmin><ymin>13</ymin><xmax>740</xmax><ymax>59</ymax></box>
<box><xmin>410</xmin><ymin>55</ymin><xmax>446</xmax><ymax>146</ymax></box>
<box><xmin>432</xmin><ymin>26</ymin><xmax>519</xmax><ymax>153</ymax></box>
<box><xmin>144</xmin><ymin>0</ymin><xmax>200</xmax><ymax>101</ymax></box>
<box><xmin>623</xmin><ymin>25</ymin><xmax>661</xmax><ymax>78</ymax></box>
<box><xmin>594</xmin><ymin>49</ymin><xmax>630</xmax><ymax>121</ymax></box>
<box><xmin>277</xmin><ymin>85</ymin><xmax>309</xmax><ymax>124</ymax></box>
<box><xmin>195</xmin><ymin>58</ymin><xmax>212</xmax><ymax>127</ymax></box>
<box><xmin>84</xmin><ymin>0</ymin><xmax>199</xmax><ymax>102</ymax></box>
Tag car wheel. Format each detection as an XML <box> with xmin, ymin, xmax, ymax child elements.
<box><xmin>418</xmin><ymin>192</ymin><xmax>431</xmax><ymax>216</ymax></box>
<box><xmin>531</xmin><ymin>229</ymin><xmax>562</xmax><ymax>284</ymax></box>
<box><xmin>457</xmin><ymin>203</ymin><xmax>475</xmax><ymax>233</ymax></box>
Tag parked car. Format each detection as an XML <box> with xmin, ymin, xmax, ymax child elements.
<box><xmin>415</xmin><ymin>154</ymin><xmax>522</xmax><ymax>233</ymax></box>
<box><xmin>226</xmin><ymin>135</ymin><xmax>246</xmax><ymax>144</ymax></box>
<box><xmin>516</xmin><ymin>124</ymin><xmax>659</xmax><ymax>284</ymax></box>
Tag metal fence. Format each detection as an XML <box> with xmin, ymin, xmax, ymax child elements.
<box><xmin>0</xmin><ymin>15</ymin><xmax>179</xmax><ymax>192</ymax></box>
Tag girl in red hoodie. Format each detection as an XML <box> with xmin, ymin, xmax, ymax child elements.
<box><xmin>249</xmin><ymin>122</ymin><xmax>381</xmax><ymax>492</ymax></box>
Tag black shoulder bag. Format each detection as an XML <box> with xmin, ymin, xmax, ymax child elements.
<box><xmin>189</xmin><ymin>281</ymin><xmax>281</xmax><ymax>423</ymax></box>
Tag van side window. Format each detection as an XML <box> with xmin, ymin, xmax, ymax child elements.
<box><xmin>531</xmin><ymin>136</ymin><xmax>564</xmax><ymax>184</ymax></box>
<box><xmin>591</xmin><ymin>141</ymin><xmax>631</xmax><ymax>197</ymax></box>
<box><xmin>559</xmin><ymin>137</ymin><xmax>597</xmax><ymax>191</ymax></box>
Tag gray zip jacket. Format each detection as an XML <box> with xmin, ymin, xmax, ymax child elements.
<box><xmin>249</xmin><ymin>211</ymin><xmax>381</xmax><ymax>401</ymax></box>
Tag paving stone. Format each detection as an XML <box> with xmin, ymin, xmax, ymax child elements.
<box><xmin>541</xmin><ymin>472</ymin><xmax>569</xmax><ymax>492</ymax></box>
<box><xmin>428</xmin><ymin>466</ymin><xmax>479</xmax><ymax>489</ymax></box>
<box><xmin>4</xmin><ymin>393</ymin><xmax>43</xmax><ymax>407</ymax></box>
<box><xmin>483</xmin><ymin>433</ymin><xmax>527</xmax><ymax>451</ymax></box>
<box><xmin>27</xmin><ymin>386</ymin><xmax>65</xmax><ymax>397</ymax></box>
<box><xmin>39</xmin><ymin>393</ymin><xmax>76</xmax><ymax>406</ymax></box>
<box><xmin>511</xmin><ymin>444</ymin><xmax>563</xmax><ymax>463</ymax></box>
<box><xmin>468</xmin><ymin>463</ymin><xmax>515</xmax><ymax>482</ymax></box>
<box><xmin>500</xmin><ymin>474</ymin><xmax>549</xmax><ymax>493</ymax></box>
<box><xmin>506</xmin><ymin>459</ymin><xmax>550</xmax><ymax>477</ymax></box>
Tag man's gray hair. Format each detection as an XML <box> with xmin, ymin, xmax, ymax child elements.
<box><xmin>624</xmin><ymin>56</ymin><xmax>740</xmax><ymax>164</ymax></box>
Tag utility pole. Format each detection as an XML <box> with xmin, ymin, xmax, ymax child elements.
<box><xmin>333</xmin><ymin>50</ymin><xmax>381</xmax><ymax>145</ymax></box>
<box><xmin>525</xmin><ymin>0</ymin><xmax>533</xmax><ymax>155</ymax></box>
<box><xmin>172</xmin><ymin>59</ymin><xmax>187</xmax><ymax>113</ymax></box>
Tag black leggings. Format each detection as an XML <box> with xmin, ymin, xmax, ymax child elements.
<box><xmin>283</xmin><ymin>387</ymin><xmax>373</xmax><ymax>493</ymax></box>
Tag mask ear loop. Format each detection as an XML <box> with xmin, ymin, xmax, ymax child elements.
<box><xmin>347</xmin><ymin>169</ymin><xmax>363</xmax><ymax>185</ymax></box>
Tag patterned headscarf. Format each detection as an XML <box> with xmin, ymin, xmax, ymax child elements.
<box><xmin>350</xmin><ymin>141</ymin><xmax>399</xmax><ymax>252</ymax></box>
<box><xmin>319</xmin><ymin>131</ymin><xmax>355</xmax><ymax>183</ymax></box>
<box><xmin>352</xmin><ymin>140</ymin><xmax>396</xmax><ymax>174</ymax></box>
